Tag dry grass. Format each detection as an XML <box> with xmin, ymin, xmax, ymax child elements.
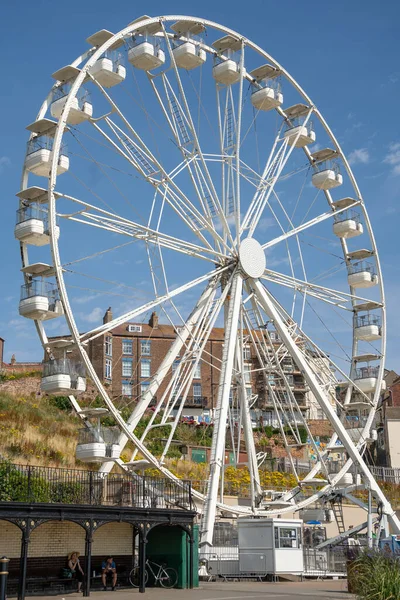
<box><xmin>0</xmin><ymin>391</ymin><xmax>85</xmax><ymax>468</ymax></box>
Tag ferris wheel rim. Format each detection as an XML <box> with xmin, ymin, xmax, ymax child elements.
<box><xmin>18</xmin><ymin>14</ymin><xmax>387</xmax><ymax>524</ymax></box>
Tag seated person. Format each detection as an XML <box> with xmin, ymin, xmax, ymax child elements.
<box><xmin>101</xmin><ymin>556</ymin><xmax>117</xmax><ymax>591</ymax></box>
<box><xmin>67</xmin><ymin>551</ymin><xmax>84</xmax><ymax>593</ymax></box>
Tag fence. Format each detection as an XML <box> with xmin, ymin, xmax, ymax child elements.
<box><xmin>0</xmin><ymin>461</ymin><xmax>192</xmax><ymax>510</ymax></box>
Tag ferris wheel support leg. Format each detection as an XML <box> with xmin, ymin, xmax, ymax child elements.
<box><xmin>200</xmin><ymin>272</ymin><xmax>243</xmax><ymax>551</ymax></box>
<box><xmin>252</xmin><ymin>279</ymin><xmax>400</xmax><ymax>535</ymax></box>
<box><xmin>99</xmin><ymin>281</ymin><xmax>217</xmax><ymax>474</ymax></box>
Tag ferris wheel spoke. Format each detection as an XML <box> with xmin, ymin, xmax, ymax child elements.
<box><xmin>80</xmin><ymin>265</ymin><xmax>228</xmax><ymax>344</ymax></box>
<box><xmin>262</xmin><ymin>200</ymin><xmax>361</xmax><ymax>251</ymax></box>
<box><xmin>241</xmin><ymin>109</ymin><xmax>314</xmax><ymax>238</ymax></box>
<box><xmin>148</xmin><ymin>42</ymin><xmax>234</xmax><ymax>245</ymax></box>
<box><xmin>87</xmin><ymin>77</ymin><xmax>230</xmax><ymax>252</ymax></box>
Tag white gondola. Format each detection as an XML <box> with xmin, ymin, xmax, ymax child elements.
<box><xmin>333</xmin><ymin>210</ymin><xmax>363</xmax><ymax>239</ymax></box>
<box><xmin>51</xmin><ymin>95</ymin><xmax>93</xmax><ymax>125</ymax></box>
<box><xmin>212</xmin><ymin>35</ymin><xmax>244</xmax><ymax>85</ymax></box>
<box><xmin>19</xmin><ymin>273</ymin><xmax>64</xmax><ymax>320</ymax></box>
<box><xmin>41</xmin><ymin>357</ymin><xmax>86</xmax><ymax>396</ymax></box>
<box><xmin>284</xmin><ymin>124</ymin><xmax>316</xmax><ymax>147</ymax></box>
<box><xmin>355</xmin><ymin>313</ymin><xmax>382</xmax><ymax>341</ymax></box>
<box><xmin>25</xmin><ymin>119</ymin><xmax>69</xmax><ymax>176</ymax></box>
<box><xmin>348</xmin><ymin>261</ymin><xmax>378</xmax><ymax>289</ymax></box>
<box><xmin>311</xmin><ymin>148</ymin><xmax>343</xmax><ymax>190</ymax></box>
<box><xmin>250</xmin><ymin>64</ymin><xmax>283</xmax><ymax>111</ymax></box>
<box><xmin>171</xmin><ymin>21</ymin><xmax>206</xmax><ymax>70</ymax></box>
<box><xmin>76</xmin><ymin>423</ymin><xmax>120</xmax><ymax>462</ymax></box>
<box><xmin>354</xmin><ymin>365</ymin><xmax>386</xmax><ymax>393</ymax></box>
<box><xmin>14</xmin><ymin>204</ymin><xmax>60</xmax><ymax>246</ymax></box>
<box><xmin>89</xmin><ymin>52</ymin><xmax>126</xmax><ymax>88</ymax></box>
<box><xmin>128</xmin><ymin>18</ymin><xmax>165</xmax><ymax>70</ymax></box>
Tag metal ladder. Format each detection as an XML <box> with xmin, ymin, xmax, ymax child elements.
<box><xmin>331</xmin><ymin>497</ymin><xmax>346</xmax><ymax>535</ymax></box>
<box><xmin>169</xmin><ymin>95</ymin><xmax>191</xmax><ymax>146</ymax></box>
<box><xmin>122</xmin><ymin>136</ymin><xmax>157</xmax><ymax>176</ymax></box>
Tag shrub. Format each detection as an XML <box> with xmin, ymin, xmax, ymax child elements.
<box><xmin>48</xmin><ymin>396</ymin><xmax>71</xmax><ymax>411</ymax></box>
<box><xmin>349</xmin><ymin>549</ymin><xmax>400</xmax><ymax>600</ymax></box>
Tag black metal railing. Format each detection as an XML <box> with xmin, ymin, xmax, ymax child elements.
<box><xmin>0</xmin><ymin>462</ymin><xmax>192</xmax><ymax>511</ymax></box>
<box><xmin>183</xmin><ymin>396</ymin><xmax>208</xmax><ymax>408</ymax></box>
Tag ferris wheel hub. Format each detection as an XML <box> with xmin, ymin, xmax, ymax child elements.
<box><xmin>239</xmin><ymin>237</ymin><xmax>266</xmax><ymax>278</ymax></box>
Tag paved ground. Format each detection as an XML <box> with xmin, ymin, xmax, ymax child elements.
<box><xmin>15</xmin><ymin>580</ymin><xmax>353</xmax><ymax>600</ymax></box>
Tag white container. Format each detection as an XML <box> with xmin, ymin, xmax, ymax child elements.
<box><xmin>312</xmin><ymin>169</ymin><xmax>343</xmax><ymax>190</ymax></box>
<box><xmin>284</xmin><ymin>125</ymin><xmax>316</xmax><ymax>147</ymax></box>
<box><xmin>76</xmin><ymin>442</ymin><xmax>107</xmax><ymax>462</ymax></box>
<box><xmin>75</xmin><ymin>376</ymin><xmax>87</xmax><ymax>394</ymax></box>
<box><xmin>128</xmin><ymin>42</ymin><xmax>165</xmax><ymax>70</ymax></box>
<box><xmin>355</xmin><ymin>324</ymin><xmax>382</xmax><ymax>341</ymax></box>
<box><xmin>25</xmin><ymin>149</ymin><xmax>69</xmax><ymax>177</ymax></box>
<box><xmin>89</xmin><ymin>58</ymin><xmax>126</xmax><ymax>87</ymax></box>
<box><xmin>238</xmin><ymin>518</ymin><xmax>303</xmax><ymax>575</ymax></box>
<box><xmin>107</xmin><ymin>443</ymin><xmax>121</xmax><ymax>459</ymax></box>
<box><xmin>19</xmin><ymin>296</ymin><xmax>63</xmax><ymax>320</ymax></box>
<box><xmin>348</xmin><ymin>271</ymin><xmax>378</xmax><ymax>288</ymax></box>
<box><xmin>173</xmin><ymin>42</ymin><xmax>206</xmax><ymax>70</ymax></box>
<box><xmin>213</xmin><ymin>60</ymin><xmax>242</xmax><ymax>85</ymax></box>
<box><xmin>338</xmin><ymin>473</ymin><xmax>353</xmax><ymax>487</ymax></box>
<box><xmin>354</xmin><ymin>377</ymin><xmax>379</xmax><ymax>393</ymax></box>
<box><xmin>41</xmin><ymin>373</ymin><xmax>72</xmax><ymax>394</ymax></box>
<box><xmin>51</xmin><ymin>96</ymin><xmax>93</xmax><ymax>125</ymax></box>
<box><xmin>15</xmin><ymin>220</ymin><xmax>60</xmax><ymax>246</ymax></box>
<box><xmin>251</xmin><ymin>87</ymin><xmax>283</xmax><ymax>112</ymax></box>
<box><xmin>333</xmin><ymin>219</ymin><xmax>363</xmax><ymax>239</ymax></box>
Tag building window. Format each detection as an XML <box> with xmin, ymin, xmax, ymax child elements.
<box><xmin>141</xmin><ymin>381</ymin><xmax>150</xmax><ymax>396</ymax></box>
<box><xmin>122</xmin><ymin>339</ymin><xmax>133</xmax><ymax>355</ymax></box>
<box><xmin>244</xmin><ymin>363</ymin><xmax>251</xmax><ymax>384</ymax></box>
<box><xmin>172</xmin><ymin>360</ymin><xmax>180</xmax><ymax>375</ymax></box>
<box><xmin>122</xmin><ymin>380</ymin><xmax>132</xmax><ymax>397</ymax></box>
<box><xmin>105</xmin><ymin>358</ymin><xmax>112</xmax><ymax>380</ymax></box>
<box><xmin>141</xmin><ymin>359</ymin><xmax>151</xmax><ymax>378</ymax></box>
<box><xmin>122</xmin><ymin>358</ymin><xmax>133</xmax><ymax>377</ymax></box>
<box><xmin>193</xmin><ymin>383</ymin><xmax>202</xmax><ymax>398</ymax></box>
<box><xmin>243</xmin><ymin>346</ymin><xmax>251</xmax><ymax>361</ymax></box>
<box><xmin>268</xmin><ymin>374</ymin><xmax>275</xmax><ymax>385</ymax></box>
<box><xmin>193</xmin><ymin>361</ymin><xmax>201</xmax><ymax>379</ymax></box>
<box><xmin>105</xmin><ymin>336</ymin><xmax>112</xmax><ymax>357</ymax></box>
<box><xmin>128</xmin><ymin>324</ymin><xmax>142</xmax><ymax>333</ymax></box>
<box><xmin>141</xmin><ymin>340</ymin><xmax>151</xmax><ymax>356</ymax></box>
<box><xmin>274</xmin><ymin>526</ymin><xmax>300</xmax><ymax>549</ymax></box>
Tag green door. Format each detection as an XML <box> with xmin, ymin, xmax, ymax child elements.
<box><xmin>192</xmin><ymin>448</ymin><xmax>207</xmax><ymax>463</ymax></box>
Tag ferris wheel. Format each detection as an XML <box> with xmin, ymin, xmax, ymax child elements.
<box><xmin>16</xmin><ymin>14</ymin><xmax>400</xmax><ymax>549</ymax></box>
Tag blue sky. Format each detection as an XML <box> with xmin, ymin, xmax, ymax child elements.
<box><xmin>1</xmin><ymin>0</ymin><xmax>399</xmax><ymax>369</ymax></box>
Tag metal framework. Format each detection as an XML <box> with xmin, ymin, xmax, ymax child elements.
<box><xmin>17</xmin><ymin>14</ymin><xmax>398</xmax><ymax>557</ymax></box>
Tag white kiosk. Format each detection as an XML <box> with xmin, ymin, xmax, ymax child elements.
<box><xmin>238</xmin><ymin>518</ymin><xmax>304</xmax><ymax>576</ymax></box>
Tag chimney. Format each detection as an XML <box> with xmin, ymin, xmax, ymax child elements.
<box><xmin>149</xmin><ymin>311</ymin><xmax>159</xmax><ymax>329</ymax></box>
<box><xmin>10</xmin><ymin>354</ymin><xmax>16</xmax><ymax>365</ymax></box>
<box><xmin>103</xmin><ymin>307</ymin><xmax>113</xmax><ymax>325</ymax></box>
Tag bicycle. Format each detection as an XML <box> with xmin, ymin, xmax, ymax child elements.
<box><xmin>129</xmin><ymin>558</ymin><xmax>178</xmax><ymax>589</ymax></box>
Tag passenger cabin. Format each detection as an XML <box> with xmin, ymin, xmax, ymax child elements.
<box><xmin>51</xmin><ymin>66</ymin><xmax>93</xmax><ymax>125</ymax></box>
<box><xmin>355</xmin><ymin>309</ymin><xmax>382</xmax><ymax>341</ymax></box>
<box><xmin>128</xmin><ymin>17</ymin><xmax>165</xmax><ymax>70</ymax></box>
<box><xmin>311</xmin><ymin>148</ymin><xmax>343</xmax><ymax>190</ymax></box>
<box><xmin>171</xmin><ymin>21</ymin><xmax>206</xmax><ymax>70</ymax></box>
<box><xmin>41</xmin><ymin>350</ymin><xmax>86</xmax><ymax>396</ymax></box>
<box><xmin>15</xmin><ymin>187</ymin><xmax>60</xmax><ymax>246</ymax></box>
<box><xmin>354</xmin><ymin>364</ymin><xmax>385</xmax><ymax>394</ymax></box>
<box><xmin>250</xmin><ymin>64</ymin><xmax>283</xmax><ymax>112</ymax></box>
<box><xmin>332</xmin><ymin>198</ymin><xmax>363</xmax><ymax>238</ymax></box>
<box><xmin>87</xmin><ymin>30</ymin><xmax>126</xmax><ymax>87</ymax></box>
<box><xmin>25</xmin><ymin>119</ymin><xmax>69</xmax><ymax>176</ymax></box>
<box><xmin>283</xmin><ymin>104</ymin><xmax>315</xmax><ymax>147</ymax></box>
<box><xmin>18</xmin><ymin>263</ymin><xmax>63</xmax><ymax>320</ymax></box>
<box><xmin>212</xmin><ymin>35</ymin><xmax>244</xmax><ymax>85</ymax></box>
<box><xmin>76</xmin><ymin>409</ymin><xmax>120</xmax><ymax>462</ymax></box>
<box><xmin>347</xmin><ymin>260</ymin><xmax>378</xmax><ymax>289</ymax></box>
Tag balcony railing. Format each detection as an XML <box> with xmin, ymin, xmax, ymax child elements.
<box><xmin>183</xmin><ymin>396</ymin><xmax>208</xmax><ymax>408</ymax></box>
<box><xmin>0</xmin><ymin>462</ymin><xmax>193</xmax><ymax>510</ymax></box>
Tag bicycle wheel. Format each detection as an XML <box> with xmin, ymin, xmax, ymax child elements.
<box><xmin>159</xmin><ymin>567</ymin><xmax>178</xmax><ymax>589</ymax></box>
<box><xmin>129</xmin><ymin>566</ymin><xmax>149</xmax><ymax>587</ymax></box>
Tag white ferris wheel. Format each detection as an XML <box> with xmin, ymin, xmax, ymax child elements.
<box><xmin>16</xmin><ymin>14</ymin><xmax>400</xmax><ymax>549</ymax></box>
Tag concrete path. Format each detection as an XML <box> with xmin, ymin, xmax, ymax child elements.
<box><xmin>13</xmin><ymin>579</ymin><xmax>353</xmax><ymax>599</ymax></box>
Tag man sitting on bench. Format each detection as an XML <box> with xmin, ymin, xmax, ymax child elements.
<box><xmin>101</xmin><ymin>556</ymin><xmax>117</xmax><ymax>591</ymax></box>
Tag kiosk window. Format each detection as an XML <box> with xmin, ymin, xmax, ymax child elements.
<box><xmin>274</xmin><ymin>527</ymin><xmax>300</xmax><ymax>549</ymax></box>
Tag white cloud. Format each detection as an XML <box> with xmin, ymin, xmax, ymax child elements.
<box><xmin>73</xmin><ymin>294</ymin><xmax>99</xmax><ymax>305</ymax></box>
<box><xmin>0</xmin><ymin>156</ymin><xmax>11</xmax><ymax>173</ymax></box>
<box><xmin>384</xmin><ymin>143</ymin><xmax>400</xmax><ymax>175</ymax></box>
<box><xmin>80</xmin><ymin>307</ymin><xmax>103</xmax><ymax>323</ymax></box>
<box><xmin>348</xmin><ymin>148</ymin><xmax>370</xmax><ymax>165</ymax></box>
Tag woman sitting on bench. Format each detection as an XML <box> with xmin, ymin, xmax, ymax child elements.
<box><xmin>68</xmin><ymin>551</ymin><xmax>84</xmax><ymax>593</ymax></box>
